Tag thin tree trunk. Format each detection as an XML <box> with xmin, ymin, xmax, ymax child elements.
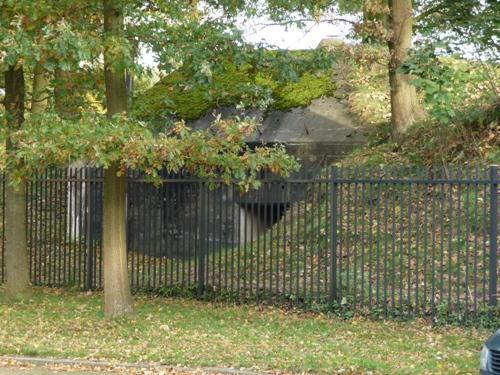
<box><xmin>31</xmin><ymin>62</ymin><xmax>49</xmax><ymax>114</ymax></box>
<box><xmin>3</xmin><ymin>64</ymin><xmax>30</xmax><ymax>298</ymax></box>
<box><xmin>388</xmin><ymin>0</ymin><xmax>423</xmax><ymax>141</ymax></box>
<box><xmin>102</xmin><ymin>0</ymin><xmax>133</xmax><ymax>318</ymax></box>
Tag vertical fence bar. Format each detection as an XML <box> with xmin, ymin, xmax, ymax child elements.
<box><xmin>268</xmin><ymin>181</ymin><xmax>274</xmax><ymax>297</ymax></box>
<box><xmin>43</xmin><ymin>170</ymin><xmax>50</xmax><ymax>285</ymax></box>
<box><xmin>129</xmin><ymin>172</ymin><xmax>135</xmax><ymax>289</ymax></box>
<box><xmin>398</xmin><ymin>167</ymin><xmax>404</xmax><ymax>314</ymax></box>
<box><xmin>482</xmin><ymin>170</ymin><xmax>488</xmax><ymax>306</ymax></box>
<box><xmin>92</xmin><ymin>170</ymin><xmax>98</xmax><ymax>289</ymax></box>
<box><xmin>383</xmin><ymin>170</ymin><xmax>389</xmax><ymax>316</ymax></box>
<box><xmin>472</xmin><ymin>166</ymin><xmax>479</xmax><ymax>314</ymax></box>
<box><xmin>85</xmin><ymin>168</ymin><xmax>93</xmax><ymax>290</ymax></box>
<box><xmin>375</xmin><ymin>167</ymin><xmax>382</xmax><ymax>308</ymax></box>
<box><xmin>62</xmin><ymin>168</ymin><xmax>68</xmax><ymax>285</ymax></box>
<box><xmin>224</xmin><ymin>184</ymin><xmax>229</xmax><ymax>292</ymax></box>
<box><xmin>439</xmin><ymin>168</ymin><xmax>446</xmax><ymax>311</ymax></box>
<box><xmin>329</xmin><ymin>166</ymin><xmax>338</xmax><ymax>304</ymax></box>
<box><xmin>230</xmin><ymin>184</ymin><xmax>235</xmax><ymax>294</ymax></box>
<box><xmin>407</xmin><ymin>168</ymin><xmax>413</xmax><ymax>314</ymax></box>
<box><xmin>197</xmin><ymin>182</ymin><xmax>207</xmax><ymax>298</ymax></box>
<box><xmin>210</xmin><ymin>186</ymin><xmax>215</xmax><ymax>290</ymax></box>
<box><xmin>32</xmin><ymin>174</ymin><xmax>38</xmax><ymax>285</ymax></box>
<box><xmin>295</xmin><ymin>180</ymin><xmax>301</xmax><ymax>302</ymax></box>
<box><xmin>489</xmin><ymin>165</ymin><xmax>498</xmax><ymax>307</ymax></box>
<box><xmin>338</xmin><ymin>166</ymin><xmax>344</xmax><ymax>304</ymax></box>
<box><xmin>146</xmin><ymin>182</ymin><xmax>153</xmax><ymax>289</ymax></box>
<box><xmin>194</xmin><ymin>181</ymin><xmax>199</xmax><ymax>288</ymax></box>
<box><xmin>456</xmin><ymin>167</ymin><xmax>463</xmax><ymax>314</ymax></box>
<box><xmin>182</xmin><ymin>181</ymin><xmax>188</xmax><ymax>288</ymax></box>
<box><xmin>361</xmin><ymin>167</ymin><xmax>367</xmax><ymax>307</ymax></box>
<box><xmin>288</xmin><ymin>182</ymin><xmax>293</xmax><ymax>296</ymax></box>
<box><xmin>346</xmin><ymin>167</ymin><xmax>352</xmax><ymax>302</ymax></box>
<box><xmin>256</xmin><ymin>185</ymin><xmax>261</xmax><ymax>299</ymax></box>
<box><xmin>317</xmin><ymin>176</ymin><xmax>323</xmax><ymax>302</ymax></box>
<box><xmin>26</xmin><ymin>178</ymin><xmax>32</xmax><ymax>281</ymax></box>
<box><xmin>368</xmin><ymin>166</ymin><xmax>374</xmax><ymax>310</ymax></box>
<box><xmin>1</xmin><ymin>175</ymin><xmax>4</xmax><ymax>283</ymax></box>
<box><xmin>414</xmin><ymin>167</ymin><xmax>422</xmax><ymax>314</ymax></box>
<box><xmin>352</xmin><ymin>167</ymin><xmax>359</xmax><ymax>307</ymax></box>
<box><xmin>430</xmin><ymin>168</ymin><xmax>437</xmax><ymax>316</ymax></box>
<box><xmin>236</xmin><ymin>185</ymin><xmax>241</xmax><ymax>297</ymax></box>
<box><xmin>464</xmin><ymin>166</ymin><xmax>471</xmax><ymax>319</ymax></box>
<box><xmin>77</xmin><ymin>169</ymin><xmax>83</xmax><ymax>287</ymax></box>
<box><xmin>447</xmin><ymin>168</ymin><xmax>454</xmax><ymax>314</ymax></box>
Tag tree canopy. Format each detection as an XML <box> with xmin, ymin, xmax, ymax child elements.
<box><xmin>0</xmin><ymin>0</ymin><xmax>305</xmax><ymax>186</ymax></box>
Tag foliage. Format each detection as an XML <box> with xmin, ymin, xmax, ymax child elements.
<box><xmin>0</xmin><ymin>0</ymin><xmax>103</xmax><ymax>73</ymax></box>
<box><xmin>403</xmin><ymin>45</ymin><xmax>499</xmax><ymax>125</ymax></box>
<box><xmin>3</xmin><ymin>111</ymin><xmax>298</xmax><ymax>190</ymax></box>
<box><xmin>0</xmin><ymin>0</ymin><xmax>313</xmax><ymax>190</ymax></box>
<box><xmin>415</xmin><ymin>0</ymin><xmax>499</xmax><ymax>60</ymax></box>
<box><xmin>0</xmin><ymin>287</ymin><xmax>490</xmax><ymax>374</ymax></box>
<box><xmin>330</xmin><ymin>43</ymin><xmax>499</xmax><ymax>166</ymax></box>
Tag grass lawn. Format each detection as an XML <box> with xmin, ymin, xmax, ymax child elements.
<box><xmin>0</xmin><ymin>288</ymin><xmax>489</xmax><ymax>374</ymax></box>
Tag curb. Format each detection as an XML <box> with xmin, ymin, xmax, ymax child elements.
<box><xmin>1</xmin><ymin>356</ymin><xmax>273</xmax><ymax>375</ymax></box>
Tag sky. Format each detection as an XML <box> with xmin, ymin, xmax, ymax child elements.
<box><xmin>241</xmin><ymin>19</ymin><xmax>352</xmax><ymax>50</ymax></box>
<box><xmin>139</xmin><ymin>18</ymin><xmax>353</xmax><ymax>68</ymax></box>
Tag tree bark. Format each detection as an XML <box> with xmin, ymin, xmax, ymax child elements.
<box><xmin>3</xmin><ymin>64</ymin><xmax>30</xmax><ymax>298</ymax></box>
<box><xmin>388</xmin><ymin>0</ymin><xmax>423</xmax><ymax>141</ymax></box>
<box><xmin>31</xmin><ymin>62</ymin><xmax>49</xmax><ymax>114</ymax></box>
<box><xmin>102</xmin><ymin>0</ymin><xmax>133</xmax><ymax>318</ymax></box>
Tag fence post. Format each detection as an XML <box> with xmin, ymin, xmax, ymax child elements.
<box><xmin>489</xmin><ymin>165</ymin><xmax>498</xmax><ymax>307</ymax></box>
<box><xmin>85</xmin><ymin>168</ymin><xmax>94</xmax><ymax>291</ymax></box>
<box><xmin>197</xmin><ymin>182</ymin><xmax>207</xmax><ymax>298</ymax></box>
<box><xmin>329</xmin><ymin>166</ymin><xmax>338</xmax><ymax>304</ymax></box>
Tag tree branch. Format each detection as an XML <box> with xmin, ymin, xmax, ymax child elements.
<box><xmin>415</xmin><ymin>3</ymin><xmax>448</xmax><ymax>22</ymax></box>
<box><xmin>253</xmin><ymin>17</ymin><xmax>357</xmax><ymax>28</ymax></box>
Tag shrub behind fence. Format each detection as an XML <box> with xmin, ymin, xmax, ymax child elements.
<box><xmin>0</xmin><ymin>165</ymin><xmax>498</xmax><ymax>321</ymax></box>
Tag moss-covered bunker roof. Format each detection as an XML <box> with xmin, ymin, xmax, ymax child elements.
<box><xmin>132</xmin><ymin>54</ymin><xmax>337</xmax><ymax>121</ymax></box>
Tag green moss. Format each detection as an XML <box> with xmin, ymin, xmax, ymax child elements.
<box><xmin>133</xmin><ymin>60</ymin><xmax>336</xmax><ymax>121</ymax></box>
<box><xmin>132</xmin><ymin>71</ymin><xmax>216</xmax><ymax>121</ymax></box>
<box><xmin>266</xmin><ymin>72</ymin><xmax>336</xmax><ymax>111</ymax></box>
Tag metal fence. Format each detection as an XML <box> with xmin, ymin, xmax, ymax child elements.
<box><xmin>0</xmin><ymin>165</ymin><xmax>498</xmax><ymax>320</ymax></box>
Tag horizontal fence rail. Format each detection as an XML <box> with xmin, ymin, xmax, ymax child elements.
<box><xmin>0</xmin><ymin>165</ymin><xmax>498</xmax><ymax>321</ymax></box>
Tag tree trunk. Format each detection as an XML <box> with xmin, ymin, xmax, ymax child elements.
<box><xmin>102</xmin><ymin>0</ymin><xmax>133</xmax><ymax>318</ymax></box>
<box><xmin>3</xmin><ymin>64</ymin><xmax>30</xmax><ymax>298</ymax></box>
<box><xmin>103</xmin><ymin>162</ymin><xmax>132</xmax><ymax>317</ymax></box>
<box><xmin>31</xmin><ymin>62</ymin><xmax>49</xmax><ymax>114</ymax></box>
<box><xmin>388</xmin><ymin>0</ymin><xmax>423</xmax><ymax>141</ymax></box>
